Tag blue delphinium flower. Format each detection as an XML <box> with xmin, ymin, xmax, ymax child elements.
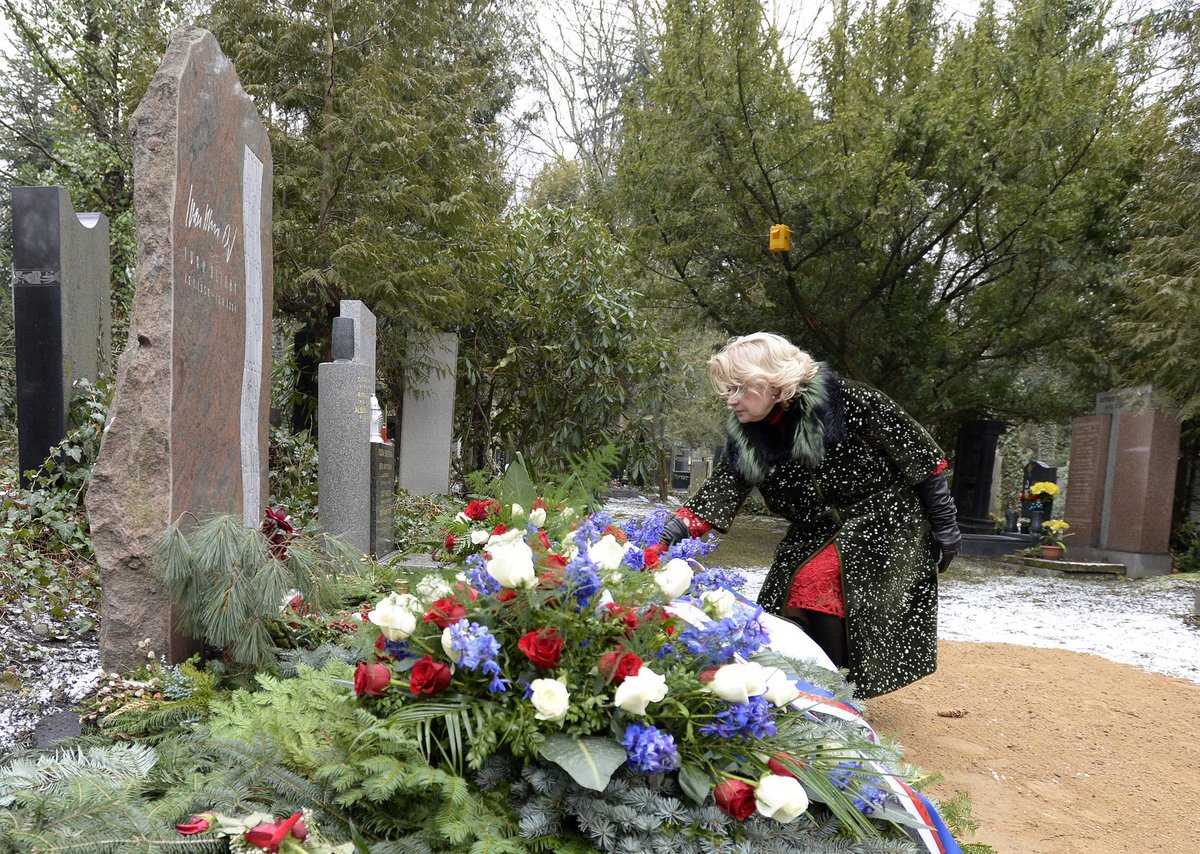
<box><xmin>574</xmin><ymin>511</ymin><xmax>614</xmax><ymax>548</ymax></box>
<box><xmin>446</xmin><ymin>620</ymin><xmax>509</xmax><ymax>693</ymax></box>
<box><xmin>464</xmin><ymin>552</ymin><xmax>501</xmax><ymax>596</ymax></box>
<box><xmin>564</xmin><ymin>553</ymin><xmax>602</xmax><ymax>609</ymax></box>
<box><xmin>691</xmin><ymin>565</ymin><xmax>747</xmax><ymax>593</ymax></box>
<box><xmin>382</xmin><ymin>638</ymin><xmax>412</xmax><ymax>661</ymax></box>
<box><xmin>667</xmin><ymin>536</ymin><xmax>718</xmax><ymax>561</ymax></box>
<box><xmin>676</xmin><ymin>609</ymin><xmax>771</xmax><ymax>665</ymax></box>
<box><xmin>622</xmin><ymin>722</ymin><xmax>680</xmax><ymax>774</ymax></box>
<box><xmin>623</xmin><ymin>547</ymin><xmax>646</xmax><ymax>571</ymax></box>
<box><xmin>699</xmin><ymin>695</ymin><xmax>777</xmax><ymax>740</ymax></box>
<box><xmin>621</xmin><ymin>508</ymin><xmax>671</xmax><ymax>548</ymax></box>
<box><xmin>853</xmin><ymin>785</ymin><xmax>889</xmax><ymax>816</ymax></box>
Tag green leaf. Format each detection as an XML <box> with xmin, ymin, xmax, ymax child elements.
<box><xmin>537</xmin><ymin>734</ymin><xmax>627</xmax><ymax>792</ymax></box>
<box><xmin>678</xmin><ymin>762</ymin><xmax>713</xmax><ymax>804</ymax></box>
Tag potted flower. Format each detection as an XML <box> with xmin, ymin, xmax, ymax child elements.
<box><xmin>1039</xmin><ymin>520</ymin><xmax>1072</xmax><ymax>559</ymax></box>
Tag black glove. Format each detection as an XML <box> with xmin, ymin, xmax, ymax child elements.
<box><xmin>916</xmin><ymin>472</ymin><xmax>961</xmax><ymax>573</ymax></box>
<box><xmin>660</xmin><ymin>516</ymin><xmax>690</xmax><ymax>548</ymax></box>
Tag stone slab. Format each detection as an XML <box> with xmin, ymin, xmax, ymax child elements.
<box><xmin>1104</xmin><ymin>410</ymin><xmax>1179</xmax><ymax>555</ymax></box>
<box><xmin>398</xmin><ymin>331</ymin><xmax>458</xmax><ymax>496</ymax></box>
<box><xmin>1064</xmin><ymin>415</ymin><xmax>1111</xmax><ymax>549</ymax></box>
<box><xmin>370</xmin><ymin>441</ymin><xmax>395</xmax><ymax>557</ymax></box>
<box><xmin>12</xmin><ymin>186</ymin><xmax>111</xmax><ymax>481</ymax></box>
<box><xmin>318</xmin><ymin>359</ymin><xmax>374</xmax><ymax>553</ymax></box>
<box><xmin>86</xmin><ymin>27</ymin><xmax>272</xmax><ymax>672</ymax></box>
<box><xmin>960</xmin><ymin>532</ymin><xmax>1035</xmax><ymax>557</ymax></box>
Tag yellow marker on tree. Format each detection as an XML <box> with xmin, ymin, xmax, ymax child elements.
<box><xmin>769</xmin><ymin>224</ymin><xmax>791</xmax><ymax>253</ymax></box>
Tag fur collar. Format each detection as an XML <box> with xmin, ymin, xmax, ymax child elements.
<box><xmin>724</xmin><ymin>365</ymin><xmax>845</xmax><ymax>484</ymax></box>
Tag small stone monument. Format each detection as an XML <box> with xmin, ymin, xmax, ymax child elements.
<box><xmin>397</xmin><ymin>331</ymin><xmax>458</xmax><ymax>496</ymax></box>
<box><xmin>1064</xmin><ymin>387</ymin><xmax>1180</xmax><ymax>577</ymax></box>
<box><xmin>87</xmin><ymin>27</ymin><xmax>273</xmax><ymax>671</ymax></box>
<box><xmin>1020</xmin><ymin>460</ymin><xmax>1058</xmax><ymax>523</ymax></box>
<box><xmin>11</xmin><ymin>187</ymin><xmax>111</xmax><ymax>483</ymax></box>
<box><xmin>319</xmin><ymin>300</ymin><xmax>379</xmax><ymax>554</ymax></box>
<box><xmin>949</xmin><ymin>420</ymin><xmax>1008</xmax><ymax>534</ymax></box>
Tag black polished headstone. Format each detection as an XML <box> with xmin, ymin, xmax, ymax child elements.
<box><xmin>11</xmin><ymin>187</ymin><xmax>110</xmax><ymax>483</ymax></box>
<box><xmin>949</xmin><ymin>419</ymin><xmax>1008</xmax><ymax>534</ymax></box>
<box><xmin>370</xmin><ymin>441</ymin><xmax>395</xmax><ymax>557</ymax></box>
<box><xmin>1021</xmin><ymin>460</ymin><xmax>1058</xmax><ymax>517</ymax></box>
<box><xmin>332</xmin><ymin>316</ymin><xmax>356</xmax><ymax>361</ymax></box>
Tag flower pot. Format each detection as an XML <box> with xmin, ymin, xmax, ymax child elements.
<box><xmin>1039</xmin><ymin>544</ymin><xmax>1065</xmax><ymax>560</ymax></box>
<box><xmin>1028</xmin><ymin>510</ymin><xmax>1045</xmax><ymax>536</ymax></box>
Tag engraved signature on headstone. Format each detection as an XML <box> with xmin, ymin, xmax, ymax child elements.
<box><xmin>185</xmin><ymin>184</ymin><xmax>237</xmax><ymax>263</ymax></box>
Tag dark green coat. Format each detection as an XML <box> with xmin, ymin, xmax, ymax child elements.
<box><xmin>685</xmin><ymin>368</ymin><xmax>944</xmax><ymax>698</ymax></box>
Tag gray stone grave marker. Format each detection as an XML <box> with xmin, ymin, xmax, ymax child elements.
<box><xmin>87</xmin><ymin>27</ymin><xmax>273</xmax><ymax>671</ymax></box>
<box><xmin>11</xmin><ymin>187</ymin><xmax>111</xmax><ymax>483</ymax></box>
<box><xmin>398</xmin><ymin>331</ymin><xmax>458</xmax><ymax>496</ymax></box>
<box><xmin>319</xmin><ymin>300</ymin><xmax>377</xmax><ymax>554</ymax></box>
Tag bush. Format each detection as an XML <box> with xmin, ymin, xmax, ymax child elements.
<box><xmin>1171</xmin><ymin>520</ymin><xmax>1200</xmax><ymax>573</ymax></box>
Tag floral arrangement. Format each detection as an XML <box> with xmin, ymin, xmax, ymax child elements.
<box><xmin>343</xmin><ymin>480</ymin><xmax>957</xmax><ymax>852</ymax></box>
<box><xmin>1040</xmin><ymin>519</ymin><xmax>1072</xmax><ymax>550</ymax></box>
<box><xmin>1022</xmin><ymin>481</ymin><xmax>1060</xmax><ymax>510</ymax></box>
<box><xmin>175</xmin><ymin>809</ymin><xmax>351</xmax><ymax>853</ymax></box>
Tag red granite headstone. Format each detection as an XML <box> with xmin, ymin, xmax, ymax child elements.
<box><xmin>87</xmin><ymin>27</ymin><xmax>272</xmax><ymax>671</ymax></box>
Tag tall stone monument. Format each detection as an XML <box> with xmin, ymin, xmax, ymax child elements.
<box><xmin>398</xmin><ymin>332</ymin><xmax>458</xmax><ymax>496</ymax></box>
<box><xmin>11</xmin><ymin>187</ymin><xmax>111</xmax><ymax>483</ymax></box>
<box><xmin>319</xmin><ymin>300</ymin><xmax>377</xmax><ymax>554</ymax></box>
<box><xmin>1063</xmin><ymin>387</ymin><xmax>1180</xmax><ymax>577</ymax></box>
<box><xmin>87</xmin><ymin>27</ymin><xmax>273</xmax><ymax>670</ymax></box>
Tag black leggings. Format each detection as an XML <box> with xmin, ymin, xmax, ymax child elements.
<box><xmin>787</xmin><ymin>609</ymin><xmax>849</xmax><ymax>669</ymax></box>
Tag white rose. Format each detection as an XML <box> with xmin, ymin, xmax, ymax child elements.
<box><xmin>762</xmin><ymin>667</ymin><xmax>801</xmax><ymax>707</ymax></box>
<box><xmin>470</xmin><ymin>529</ymin><xmax>490</xmax><ymax>545</ymax></box>
<box><xmin>562</xmin><ymin>507</ymin><xmax>577</xmax><ymax>521</ymax></box>
<box><xmin>368</xmin><ymin>592</ymin><xmax>418</xmax><ymax>641</ymax></box>
<box><xmin>655</xmin><ymin>559</ymin><xmax>694</xmax><ymax>599</ymax></box>
<box><xmin>486</xmin><ymin>539</ymin><xmax>536</xmax><ymax>589</ymax></box>
<box><xmin>708</xmin><ymin>662</ymin><xmax>770</xmax><ymax>704</ymax></box>
<box><xmin>755</xmin><ymin>774</ymin><xmax>810</xmax><ymax>823</ymax></box>
<box><xmin>441</xmin><ymin>626</ymin><xmax>460</xmax><ymax>663</ymax></box>
<box><xmin>590</xmin><ymin>534</ymin><xmax>627</xmax><ymax>572</ymax></box>
<box><xmin>455</xmin><ymin>512</ymin><xmax>470</xmax><ymax>524</ymax></box>
<box><xmin>613</xmin><ymin>666</ymin><xmax>668</xmax><ymax>715</ymax></box>
<box><xmin>487</xmin><ymin>527</ymin><xmax>525</xmax><ymax>547</ymax></box>
<box><xmin>511</xmin><ymin>503</ymin><xmax>524</xmax><ymax>517</ymax></box>
<box><xmin>529</xmin><ymin>507</ymin><xmax>547</xmax><ymax>527</ymax></box>
<box><xmin>701</xmin><ymin>588</ymin><xmax>736</xmax><ymax>619</ymax></box>
<box><xmin>529</xmin><ymin>678</ymin><xmax>570</xmax><ymax>722</ymax></box>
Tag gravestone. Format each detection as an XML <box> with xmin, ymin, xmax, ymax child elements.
<box><xmin>11</xmin><ymin>187</ymin><xmax>111</xmax><ymax>483</ymax></box>
<box><xmin>949</xmin><ymin>420</ymin><xmax>1008</xmax><ymax>534</ymax></box>
<box><xmin>397</xmin><ymin>331</ymin><xmax>458</xmax><ymax>496</ymax></box>
<box><xmin>1020</xmin><ymin>461</ymin><xmax>1057</xmax><ymax>519</ymax></box>
<box><xmin>371</xmin><ymin>442</ymin><xmax>396</xmax><ymax>556</ymax></box>
<box><xmin>318</xmin><ymin>300</ymin><xmax>378</xmax><ymax>554</ymax></box>
<box><xmin>86</xmin><ymin>27</ymin><xmax>273</xmax><ymax>671</ymax></box>
<box><xmin>1064</xmin><ymin>387</ymin><xmax>1180</xmax><ymax>577</ymax></box>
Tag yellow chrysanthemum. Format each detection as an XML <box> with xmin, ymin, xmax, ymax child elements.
<box><xmin>1030</xmin><ymin>481</ymin><xmax>1060</xmax><ymax>498</ymax></box>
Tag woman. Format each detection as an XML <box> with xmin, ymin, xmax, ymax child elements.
<box><xmin>659</xmin><ymin>333</ymin><xmax>960</xmax><ymax>698</ymax></box>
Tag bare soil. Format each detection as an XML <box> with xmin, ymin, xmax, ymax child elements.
<box><xmin>867</xmin><ymin>640</ymin><xmax>1200</xmax><ymax>854</ymax></box>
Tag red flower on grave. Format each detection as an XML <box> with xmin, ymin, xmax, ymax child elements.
<box><xmin>175</xmin><ymin>813</ymin><xmax>214</xmax><ymax>835</ymax></box>
<box><xmin>261</xmin><ymin>505</ymin><xmax>297</xmax><ymax>559</ymax></box>
<box><xmin>518</xmin><ymin>627</ymin><xmax>564</xmax><ymax>669</ymax></box>
<box><xmin>714</xmin><ymin>779</ymin><xmax>757</xmax><ymax>821</ymax></box>
<box><xmin>445</xmin><ymin>534</ymin><xmax>456</xmax><ymax>550</ymax></box>
<box><xmin>244</xmin><ymin>812</ymin><xmax>305</xmax><ymax>852</ymax></box>
<box><xmin>423</xmin><ymin>596</ymin><xmax>467</xmax><ymax>629</ymax></box>
<box><xmin>532</xmin><ymin>497</ymin><xmax>547</xmax><ymax>511</ymax></box>
<box><xmin>353</xmin><ymin>662</ymin><xmax>391</xmax><ymax>697</ymax></box>
<box><xmin>464</xmin><ymin>499</ymin><xmax>499</xmax><ymax>521</ymax></box>
<box><xmin>597</xmin><ymin>649</ymin><xmax>642</xmax><ymax>684</ymax></box>
<box><xmin>409</xmin><ymin>655</ymin><xmax>453</xmax><ymax>695</ymax></box>
<box><xmin>642</xmin><ymin>547</ymin><xmax>662</xmax><ymax>570</ymax></box>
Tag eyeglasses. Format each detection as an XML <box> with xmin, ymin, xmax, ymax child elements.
<box><xmin>724</xmin><ymin>382</ymin><xmax>771</xmax><ymax>400</ymax></box>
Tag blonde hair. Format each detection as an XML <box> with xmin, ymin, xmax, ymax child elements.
<box><xmin>708</xmin><ymin>332</ymin><xmax>819</xmax><ymax>405</ymax></box>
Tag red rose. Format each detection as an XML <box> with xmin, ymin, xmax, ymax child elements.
<box><xmin>261</xmin><ymin>505</ymin><xmax>297</xmax><ymax>559</ymax></box>
<box><xmin>642</xmin><ymin>604</ymin><xmax>677</xmax><ymax>635</ymax></box>
<box><xmin>604</xmin><ymin>602</ymin><xmax>640</xmax><ymax>630</ymax></box>
<box><xmin>532</xmin><ymin>497</ymin><xmax>547</xmax><ymax>510</ymax></box>
<box><xmin>642</xmin><ymin>547</ymin><xmax>661</xmax><ymax>569</ymax></box>
<box><xmin>546</xmin><ymin>553</ymin><xmax>568</xmax><ymax>569</ymax></box>
<box><xmin>538</xmin><ymin>565</ymin><xmax>565</xmax><ymax>588</ymax></box>
<box><xmin>537</xmin><ymin>530</ymin><xmax>552</xmax><ymax>550</ymax></box>
<box><xmin>175</xmin><ymin>813</ymin><xmax>213</xmax><ymax>835</ymax></box>
<box><xmin>409</xmin><ymin>655</ymin><xmax>453</xmax><ymax>695</ymax></box>
<box><xmin>423</xmin><ymin>596</ymin><xmax>467</xmax><ymax>629</ymax></box>
<box><xmin>244</xmin><ymin>811</ymin><xmax>304</xmax><ymax>852</ymax></box>
<box><xmin>495</xmin><ymin>588</ymin><xmax>518</xmax><ymax>603</ymax></box>
<box><xmin>518</xmin><ymin>627</ymin><xmax>564</xmax><ymax>669</ymax></box>
<box><xmin>445</xmin><ymin>534</ymin><xmax>456</xmax><ymax>550</ymax></box>
<box><xmin>603</xmin><ymin>525</ymin><xmax>627</xmax><ymax>543</ymax></box>
<box><xmin>492</xmin><ymin>523</ymin><xmax>508</xmax><ymax>536</ymax></box>
<box><xmin>767</xmin><ymin>751</ymin><xmax>805</xmax><ymax>779</ymax></box>
<box><xmin>698</xmin><ymin>667</ymin><xmax>719</xmax><ymax>683</ymax></box>
<box><xmin>353</xmin><ymin>662</ymin><xmax>391</xmax><ymax>697</ymax></box>
<box><xmin>374</xmin><ymin>634</ymin><xmax>388</xmax><ymax>654</ymax></box>
<box><xmin>714</xmin><ymin>779</ymin><xmax>757</xmax><ymax>820</ymax></box>
<box><xmin>598</xmin><ymin>649</ymin><xmax>643</xmax><ymax>683</ymax></box>
<box><xmin>463</xmin><ymin>499</ymin><xmax>498</xmax><ymax>521</ymax></box>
